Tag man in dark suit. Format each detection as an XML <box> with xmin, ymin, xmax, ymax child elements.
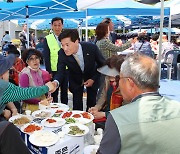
<box><xmin>53</xmin><ymin>29</ymin><xmax>105</xmax><ymax>111</ymax></box>
<box><xmin>19</xmin><ymin>23</ymin><xmax>32</xmax><ymax>54</ymax></box>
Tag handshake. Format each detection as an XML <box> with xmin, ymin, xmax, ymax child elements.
<box><xmin>45</xmin><ymin>81</ymin><xmax>58</xmax><ymax>93</ymax></box>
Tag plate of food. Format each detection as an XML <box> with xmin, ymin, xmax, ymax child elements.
<box><xmin>84</xmin><ymin>145</ymin><xmax>99</xmax><ymax>154</ymax></box>
<box><xmin>79</xmin><ymin>111</ymin><xmax>94</xmax><ymax>124</ymax></box>
<box><xmin>41</xmin><ymin>117</ymin><xmax>66</xmax><ymax>128</ymax></box>
<box><xmin>50</xmin><ymin>103</ymin><xmax>60</xmax><ymax>109</ymax></box>
<box><xmin>71</xmin><ymin>112</ymin><xmax>82</xmax><ymax>119</ymax></box>
<box><xmin>29</xmin><ymin>130</ymin><xmax>59</xmax><ymax>147</ymax></box>
<box><xmin>65</xmin><ymin>117</ymin><xmax>76</xmax><ymax>124</ymax></box>
<box><xmin>54</xmin><ymin>109</ymin><xmax>64</xmax><ymax>115</ymax></box>
<box><xmin>50</xmin><ymin>103</ymin><xmax>69</xmax><ymax>111</ymax></box>
<box><xmin>32</xmin><ymin>110</ymin><xmax>54</xmax><ymax>118</ymax></box>
<box><xmin>61</xmin><ymin>111</ymin><xmax>73</xmax><ymax>119</ymax></box>
<box><xmin>21</xmin><ymin>123</ymin><xmax>43</xmax><ymax>134</ymax></box>
<box><xmin>9</xmin><ymin>114</ymin><xmax>32</xmax><ymax>127</ymax></box>
<box><xmin>62</xmin><ymin>123</ymin><xmax>89</xmax><ymax>137</ymax></box>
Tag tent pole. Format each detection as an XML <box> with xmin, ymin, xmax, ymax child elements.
<box><xmin>35</xmin><ymin>29</ymin><xmax>37</xmax><ymax>44</ymax></box>
<box><xmin>168</xmin><ymin>13</ymin><xmax>171</xmax><ymax>42</ymax></box>
<box><xmin>26</xmin><ymin>6</ymin><xmax>30</xmax><ymax>49</ymax></box>
<box><xmin>78</xmin><ymin>22</ymin><xmax>81</xmax><ymax>41</ymax></box>
<box><xmin>8</xmin><ymin>20</ymin><xmax>11</xmax><ymax>37</ymax></box>
<box><xmin>85</xmin><ymin>9</ymin><xmax>88</xmax><ymax>42</ymax></box>
<box><xmin>158</xmin><ymin>0</ymin><xmax>165</xmax><ymax>82</ymax></box>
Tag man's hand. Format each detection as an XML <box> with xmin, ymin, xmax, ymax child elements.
<box><xmin>45</xmin><ymin>81</ymin><xmax>57</xmax><ymax>93</ymax></box>
<box><xmin>84</xmin><ymin>79</ymin><xmax>94</xmax><ymax>87</ymax></box>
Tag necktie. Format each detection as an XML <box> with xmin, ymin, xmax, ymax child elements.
<box><xmin>73</xmin><ymin>54</ymin><xmax>84</xmax><ymax>72</ymax></box>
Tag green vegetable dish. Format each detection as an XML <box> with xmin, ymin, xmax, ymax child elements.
<box><xmin>65</xmin><ymin>118</ymin><xmax>76</xmax><ymax>124</ymax></box>
<box><xmin>68</xmin><ymin>126</ymin><xmax>85</xmax><ymax>135</ymax></box>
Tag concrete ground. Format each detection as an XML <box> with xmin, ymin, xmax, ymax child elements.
<box><xmin>59</xmin><ymin>90</ymin><xmax>87</xmax><ymax>111</ymax></box>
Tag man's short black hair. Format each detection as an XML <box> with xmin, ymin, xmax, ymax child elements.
<box><xmin>58</xmin><ymin>29</ymin><xmax>79</xmax><ymax>42</ymax></box>
<box><xmin>51</xmin><ymin>17</ymin><xmax>63</xmax><ymax>25</ymax></box>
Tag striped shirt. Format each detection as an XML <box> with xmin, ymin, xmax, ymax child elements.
<box><xmin>1</xmin><ymin>82</ymin><xmax>49</xmax><ymax>104</ymax></box>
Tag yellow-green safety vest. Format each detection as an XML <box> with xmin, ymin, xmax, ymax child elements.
<box><xmin>46</xmin><ymin>33</ymin><xmax>60</xmax><ymax>71</ymax></box>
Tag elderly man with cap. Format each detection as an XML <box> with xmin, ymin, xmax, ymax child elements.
<box><xmin>97</xmin><ymin>53</ymin><xmax>180</xmax><ymax>154</ymax></box>
<box><xmin>0</xmin><ymin>53</ymin><xmax>19</xmax><ymax>120</ymax></box>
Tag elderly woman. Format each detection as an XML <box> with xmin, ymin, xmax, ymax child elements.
<box><xmin>95</xmin><ymin>23</ymin><xmax>132</xmax><ymax>59</ymax></box>
<box><xmin>19</xmin><ymin>48</ymin><xmax>51</xmax><ymax>112</ymax></box>
<box><xmin>0</xmin><ymin>54</ymin><xmax>55</xmax><ymax>120</ymax></box>
<box><xmin>89</xmin><ymin>55</ymin><xmax>124</xmax><ymax>129</ymax></box>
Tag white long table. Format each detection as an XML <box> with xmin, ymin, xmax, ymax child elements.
<box><xmin>20</xmin><ymin>125</ymin><xmax>84</xmax><ymax>154</ymax></box>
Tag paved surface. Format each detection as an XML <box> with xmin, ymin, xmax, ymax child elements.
<box><xmin>60</xmin><ymin>79</ymin><xmax>180</xmax><ymax>110</ymax></box>
<box><xmin>159</xmin><ymin>79</ymin><xmax>180</xmax><ymax>101</ymax></box>
<box><xmin>59</xmin><ymin>91</ymin><xmax>87</xmax><ymax>111</ymax></box>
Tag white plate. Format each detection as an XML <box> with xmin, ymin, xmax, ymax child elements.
<box><xmin>41</xmin><ymin>117</ymin><xmax>66</xmax><ymax>128</ymax></box>
<box><xmin>9</xmin><ymin>114</ymin><xmax>32</xmax><ymax>127</ymax></box>
<box><xmin>84</xmin><ymin>145</ymin><xmax>99</xmax><ymax>154</ymax></box>
<box><xmin>62</xmin><ymin>123</ymin><xmax>89</xmax><ymax>137</ymax></box>
<box><xmin>20</xmin><ymin>123</ymin><xmax>43</xmax><ymax>134</ymax></box>
<box><xmin>32</xmin><ymin>110</ymin><xmax>54</xmax><ymax>118</ymax></box>
<box><xmin>54</xmin><ymin>109</ymin><xmax>64</xmax><ymax>115</ymax></box>
<box><xmin>29</xmin><ymin>130</ymin><xmax>59</xmax><ymax>147</ymax></box>
<box><xmin>50</xmin><ymin>103</ymin><xmax>60</xmax><ymax>109</ymax></box>
<box><xmin>50</xmin><ymin>103</ymin><xmax>69</xmax><ymax>112</ymax></box>
<box><xmin>71</xmin><ymin>111</ymin><xmax>94</xmax><ymax>124</ymax></box>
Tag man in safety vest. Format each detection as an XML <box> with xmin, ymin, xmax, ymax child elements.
<box><xmin>43</xmin><ymin>17</ymin><xmax>68</xmax><ymax>104</ymax></box>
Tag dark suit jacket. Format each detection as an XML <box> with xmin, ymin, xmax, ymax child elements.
<box><xmin>54</xmin><ymin>42</ymin><xmax>105</xmax><ymax>92</ymax></box>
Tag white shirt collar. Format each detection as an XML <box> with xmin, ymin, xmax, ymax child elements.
<box><xmin>74</xmin><ymin>44</ymin><xmax>82</xmax><ymax>56</ymax></box>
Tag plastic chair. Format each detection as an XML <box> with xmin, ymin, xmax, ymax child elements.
<box><xmin>163</xmin><ymin>50</ymin><xmax>180</xmax><ymax>79</ymax></box>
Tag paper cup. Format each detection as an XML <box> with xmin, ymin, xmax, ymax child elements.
<box><xmin>25</xmin><ymin>110</ymin><xmax>31</xmax><ymax>116</ymax></box>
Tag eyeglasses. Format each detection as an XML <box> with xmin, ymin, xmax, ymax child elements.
<box><xmin>28</xmin><ymin>56</ymin><xmax>40</xmax><ymax>61</ymax></box>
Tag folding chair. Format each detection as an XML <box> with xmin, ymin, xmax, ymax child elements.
<box><xmin>163</xmin><ymin>50</ymin><xmax>180</xmax><ymax>80</ymax></box>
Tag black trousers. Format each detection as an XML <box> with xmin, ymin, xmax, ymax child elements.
<box><xmin>51</xmin><ymin>70</ymin><xmax>69</xmax><ymax>104</ymax></box>
<box><xmin>0</xmin><ymin>121</ymin><xmax>30</xmax><ymax>154</ymax></box>
<box><xmin>72</xmin><ymin>86</ymin><xmax>97</xmax><ymax>111</ymax></box>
